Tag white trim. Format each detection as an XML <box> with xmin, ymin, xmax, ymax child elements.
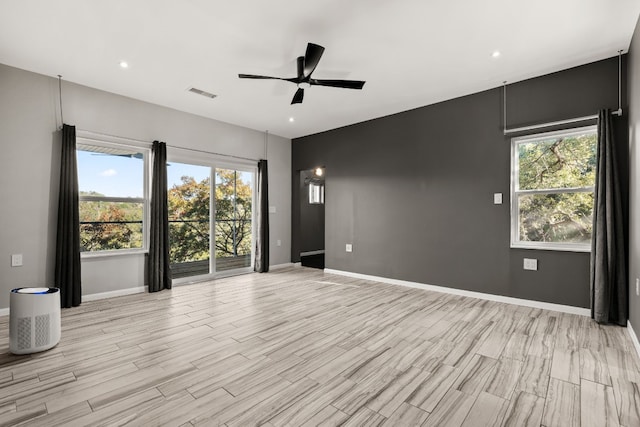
<box><xmin>270</xmin><ymin>262</ymin><xmax>294</xmax><ymax>270</ymax></box>
<box><xmin>627</xmin><ymin>321</ymin><xmax>640</xmax><ymax>361</ymax></box>
<box><xmin>81</xmin><ymin>249</ymin><xmax>147</xmax><ymax>259</ymax></box>
<box><xmin>82</xmin><ymin>286</ymin><xmax>147</xmax><ymax>302</ymax></box>
<box><xmin>0</xmin><ymin>288</ymin><xmax>148</xmax><ymax>315</ymax></box>
<box><xmin>77</xmin><ymin>137</ymin><xmax>151</xmax><ymax>255</ymax></box>
<box><xmin>77</xmin><ymin>131</ymin><xmax>152</xmax><ymax>149</ymax></box>
<box><xmin>301</xmin><ymin>250</ymin><xmax>325</xmax><ymax>257</ymax></box>
<box><xmin>510</xmin><ymin>125</ymin><xmax>597</xmax><ymax>253</ymax></box>
<box><xmin>510</xmin><ymin>242</ymin><xmax>591</xmax><ymax>252</ymax></box>
<box><xmin>324</xmin><ymin>269</ymin><xmax>590</xmax><ymax>316</ymax></box>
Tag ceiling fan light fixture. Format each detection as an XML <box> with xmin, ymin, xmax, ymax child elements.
<box><xmin>239</xmin><ymin>42</ymin><xmax>365</xmax><ymax>104</ymax></box>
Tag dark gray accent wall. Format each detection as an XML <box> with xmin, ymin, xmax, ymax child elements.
<box><xmin>292</xmin><ymin>56</ymin><xmax>628</xmax><ymax>308</ymax></box>
<box><xmin>628</xmin><ymin>17</ymin><xmax>640</xmax><ymax>341</ymax></box>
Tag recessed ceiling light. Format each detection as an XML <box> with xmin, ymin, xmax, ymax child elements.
<box><xmin>119</xmin><ymin>61</ymin><xmax>129</xmax><ymax>69</ymax></box>
<box><xmin>492</xmin><ymin>51</ymin><xmax>501</xmax><ymax>58</ymax></box>
<box><xmin>289</xmin><ymin>117</ymin><xmax>295</xmax><ymax>123</ymax></box>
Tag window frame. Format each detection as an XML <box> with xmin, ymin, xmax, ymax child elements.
<box><xmin>165</xmin><ymin>149</ymin><xmax>257</xmax><ymax>283</ymax></box>
<box><xmin>308</xmin><ymin>181</ymin><xmax>325</xmax><ymax>204</ymax></box>
<box><xmin>214</xmin><ymin>161</ymin><xmax>257</xmax><ymax>277</ymax></box>
<box><xmin>510</xmin><ymin>125</ymin><xmax>597</xmax><ymax>252</ymax></box>
<box><xmin>77</xmin><ymin>137</ymin><xmax>151</xmax><ymax>258</ymax></box>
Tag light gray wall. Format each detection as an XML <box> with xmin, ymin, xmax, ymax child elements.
<box><xmin>293</xmin><ymin>56</ymin><xmax>628</xmax><ymax>309</ymax></box>
<box><xmin>0</xmin><ymin>63</ymin><xmax>291</xmax><ymax>310</ymax></box>
<box><xmin>628</xmin><ymin>17</ymin><xmax>640</xmax><ymax>343</ymax></box>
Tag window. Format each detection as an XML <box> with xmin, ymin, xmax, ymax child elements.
<box><xmin>77</xmin><ymin>141</ymin><xmax>148</xmax><ymax>254</ymax></box>
<box><xmin>215</xmin><ymin>168</ymin><xmax>254</xmax><ymax>272</ymax></box>
<box><xmin>165</xmin><ymin>153</ymin><xmax>256</xmax><ymax>281</ymax></box>
<box><xmin>309</xmin><ymin>181</ymin><xmax>325</xmax><ymax>204</ymax></box>
<box><xmin>511</xmin><ymin>125</ymin><xmax>597</xmax><ymax>251</ymax></box>
<box><xmin>167</xmin><ymin>162</ymin><xmax>212</xmax><ymax>278</ymax></box>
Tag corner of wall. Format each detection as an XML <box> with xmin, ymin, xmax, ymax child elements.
<box><xmin>627</xmin><ymin>13</ymin><xmax>640</xmax><ymax>352</ymax></box>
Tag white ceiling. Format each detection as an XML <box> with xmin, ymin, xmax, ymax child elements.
<box><xmin>1</xmin><ymin>1</ymin><xmax>639</xmax><ymax>139</ymax></box>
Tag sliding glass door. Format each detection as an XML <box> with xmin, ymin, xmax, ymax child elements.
<box><xmin>167</xmin><ymin>162</ymin><xmax>212</xmax><ymax>279</ymax></box>
<box><xmin>215</xmin><ymin>168</ymin><xmax>254</xmax><ymax>272</ymax></box>
<box><xmin>166</xmin><ymin>157</ymin><xmax>255</xmax><ymax>280</ymax></box>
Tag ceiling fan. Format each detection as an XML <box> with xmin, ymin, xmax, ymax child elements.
<box><xmin>238</xmin><ymin>43</ymin><xmax>366</xmax><ymax>104</ymax></box>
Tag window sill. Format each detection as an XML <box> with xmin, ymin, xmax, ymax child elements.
<box><xmin>81</xmin><ymin>249</ymin><xmax>148</xmax><ymax>260</ymax></box>
<box><xmin>510</xmin><ymin>242</ymin><xmax>591</xmax><ymax>253</ymax></box>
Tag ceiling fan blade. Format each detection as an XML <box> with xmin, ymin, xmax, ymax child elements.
<box><xmin>311</xmin><ymin>79</ymin><xmax>366</xmax><ymax>89</ymax></box>
<box><xmin>291</xmin><ymin>88</ymin><xmax>304</xmax><ymax>104</ymax></box>
<box><xmin>303</xmin><ymin>43</ymin><xmax>325</xmax><ymax>77</ymax></box>
<box><xmin>238</xmin><ymin>73</ymin><xmax>282</xmax><ymax>80</ymax></box>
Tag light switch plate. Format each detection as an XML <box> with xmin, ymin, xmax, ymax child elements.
<box><xmin>493</xmin><ymin>193</ymin><xmax>503</xmax><ymax>204</ymax></box>
<box><xmin>345</xmin><ymin>244</ymin><xmax>353</xmax><ymax>253</ymax></box>
<box><xmin>523</xmin><ymin>258</ymin><xmax>538</xmax><ymax>271</ymax></box>
<box><xmin>11</xmin><ymin>254</ymin><xmax>23</xmax><ymax>267</ymax></box>
<box><xmin>269</xmin><ymin>206</ymin><xmax>276</xmax><ymax>213</ymax></box>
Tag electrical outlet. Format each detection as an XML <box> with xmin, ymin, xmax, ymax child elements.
<box><xmin>11</xmin><ymin>254</ymin><xmax>23</xmax><ymax>267</ymax></box>
<box><xmin>493</xmin><ymin>193</ymin><xmax>503</xmax><ymax>204</ymax></box>
<box><xmin>345</xmin><ymin>244</ymin><xmax>353</xmax><ymax>253</ymax></box>
<box><xmin>276</xmin><ymin>239</ymin><xmax>281</xmax><ymax>247</ymax></box>
<box><xmin>636</xmin><ymin>278</ymin><xmax>639</xmax><ymax>296</ymax></box>
<box><xmin>523</xmin><ymin>258</ymin><xmax>537</xmax><ymax>271</ymax></box>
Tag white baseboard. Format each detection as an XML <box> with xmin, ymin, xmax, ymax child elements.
<box><xmin>293</xmin><ymin>262</ymin><xmax>302</xmax><ymax>267</ymax></box>
<box><xmin>82</xmin><ymin>286</ymin><xmax>147</xmax><ymax>302</ymax></box>
<box><xmin>270</xmin><ymin>262</ymin><xmax>294</xmax><ymax>271</ymax></box>
<box><xmin>0</xmin><ymin>286</ymin><xmax>146</xmax><ymax>316</ymax></box>
<box><xmin>300</xmin><ymin>250</ymin><xmax>325</xmax><ymax>257</ymax></box>
<box><xmin>324</xmin><ymin>268</ymin><xmax>591</xmax><ymax>317</ymax></box>
<box><xmin>628</xmin><ymin>321</ymin><xmax>640</xmax><ymax>361</ymax></box>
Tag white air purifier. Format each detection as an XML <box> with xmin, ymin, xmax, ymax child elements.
<box><xmin>9</xmin><ymin>287</ymin><xmax>61</xmax><ymax>355</ymax></box>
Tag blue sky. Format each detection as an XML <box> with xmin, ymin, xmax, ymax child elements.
<box><xmin>77</xmin><ymin>151</ymin><xmax>144</xmax><ymax>197</ymax></box>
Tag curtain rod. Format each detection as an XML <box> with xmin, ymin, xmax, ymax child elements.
<box><xmin>76</xmin><ymin>128</ymin><xmax>259</xmax><ymax>162</ymax></box>
<box><xmin>503</xmin><ymin>110</ymin><xmax>622</xmax><ymax>135</ymax></box>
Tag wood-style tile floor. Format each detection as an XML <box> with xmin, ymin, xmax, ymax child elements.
<box><xmin>0</xmin><ymin>267</ymin><xmax>639</xmax><ymax>426</ymax></box>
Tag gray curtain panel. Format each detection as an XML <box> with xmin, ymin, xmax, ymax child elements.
<box><xmin>254</xmin><ymin>159</ymin><xmax>269</xmax><ymax>272</ymax></box>
<box><xmin>590</xmin><ymin>109</ymin><xmax>627</xmax><ymax>325</ymax></box>
<box><xmin>148</xmin><ymin>141</ymin><xmax>172</xmax><ymax>292</ymax></box>
<box><xmin>55</xmin><ymin>124</ymin><xmax>82</xmax><ymax>308</ymax></box>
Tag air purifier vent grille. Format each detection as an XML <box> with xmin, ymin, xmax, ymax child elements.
<box><xmin>35</xmin><ymin>314</ymin><xmax>50</xmax><ymax>347</ymax></box>
<box><xmin>17</xmin><ymin>317</ymin><xmax>31</xmax><ymax>350</ymax></box>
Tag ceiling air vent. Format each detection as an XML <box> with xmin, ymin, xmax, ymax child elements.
<box><xmin>188</xmin><ymin>87</ymin><xmax>217</xmax><ymax>99</ymax></box>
